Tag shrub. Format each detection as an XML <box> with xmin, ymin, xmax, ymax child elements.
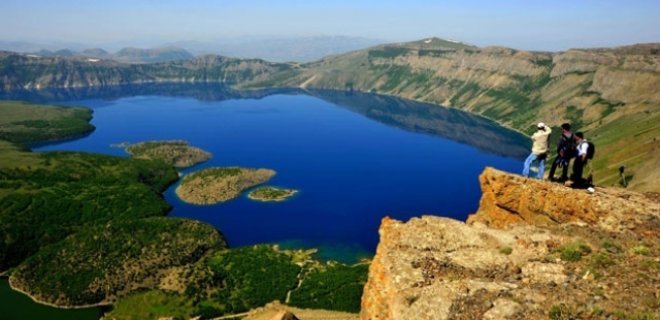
<box><xmin>559</xmin><ymin>242</ymin><xmax>592</xmax><ymax>262</ymax></box>
<box><xmin>499</xmin><ymin>246</ymin><xmax>513</xmax><ymax>255</ymax></box>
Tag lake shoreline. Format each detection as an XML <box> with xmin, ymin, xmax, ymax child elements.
<box><xmin>6</xmin><ymin>277</ymin><xmax>111</xmax><ymax>310</ymax></box>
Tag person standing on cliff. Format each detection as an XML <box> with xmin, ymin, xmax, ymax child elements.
<box><xmin>522</xmin><ymin>122</ymin><xmax>552</xmax><ymax>179</ymax></box>
<box><xmin>548</xmin><ymin>123</ymin><xmax>575</xmax><ymax>182</ymax></box>
<box><xmin>568</xmin><ymin>132</ymin><xmax>590</xmax><ymax>188</ymax></box>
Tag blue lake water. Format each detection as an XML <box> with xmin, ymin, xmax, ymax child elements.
<box><xmin>23</xmin><ymin>86</ymin><xmax>528</xmax><ymax>263</ymax></box>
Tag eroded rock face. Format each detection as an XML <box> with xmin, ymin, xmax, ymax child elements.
<box><xmin>360</xmin><ymin>167</ymin><xmax>659</xmax><ymax>320</ymax></box>
<box><xmin>468</xmin><ymin>167</ymin><xmax>659</xmax><ymax>232</ymax></box>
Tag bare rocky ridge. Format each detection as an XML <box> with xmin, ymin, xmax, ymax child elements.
<box><xmin>360</xmin><ymin>167</ymin><xmax>659</xmax><ymax>319</ymax></box>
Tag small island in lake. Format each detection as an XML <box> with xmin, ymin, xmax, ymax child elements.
<box><xmin>248</xmin><ymin>186</ymin><xmax>299</xmax><ymax>202</ymax></box>
<box><xmin>176</xmin><ymin>167</ymin><xmax>275</xmax><ymax>205</ymax></box>
<box><xmin>125</xmin><ymin>140</ymin><xmax>211</xmax><ymax>168</ymax></box>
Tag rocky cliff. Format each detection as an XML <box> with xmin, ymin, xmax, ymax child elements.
<box><xmin>360</xmin><ymin>167</ymin><xmax>659</xmax><ymax>319</ymax></box>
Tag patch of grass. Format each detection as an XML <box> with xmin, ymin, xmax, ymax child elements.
<box><xmin>289</xmin><ymin>263</ymin><xmax>369</xmax><ymax>313</ymax></box>
<box><xmin>590</xmin><ymin>306</ymin><xmax>605</xmax><ymax>316</ymax></box>
<box><xmin>558</xmin><ymin>242</ymin><xmax>592</xmax><ymax>262</ymax></box>
<box><xmin>549</xmin><ymin>303</ymin><xmax>575</xmax><ymax>320</ymax></box>
<box><xmin>499</xmin><ymin>246</ymin><xmax>513</xmax><ymax>255</ymax></box>
<box><xmin>641</xmin><ymin>259</ymin><xmax>660</xmax><ymax>270</ymax></box>
<box><xmin>102</xmin><ymin>290</ymin><xmax>194</xmax><ymax>320</ymax></box>
<box><xmin>601</xmin><ymin>240</ymin><xmax>623</xmax><ymax>254</ymax></box>
<box><xmin>632</xmin><ymin>245</ymin><xmax>651</xmax><ymax>256</ymax></box>
<box><xmin>589</xmin><ymin>252</ymin><xmax>615</xmax><ymax>270</ymax></box>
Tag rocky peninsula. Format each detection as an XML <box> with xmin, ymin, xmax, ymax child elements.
<box><xmin>125</xmin><ymin>140</ymin><xmax>211</xmax><ymax>168</ymax></box>
<box><xmin>248</xmin><ymin>186</ymin><xmax>299</xmax><ymax>202</ymax></box>
<box><xmin>360</xmin><ymin>167</ymin><xmax>659</xmax><ymax>319</ymax></box>
<box><xmin>176</xmin><ymin>167</ymin><xmax>276</xmax><ymax>205</ymax></box>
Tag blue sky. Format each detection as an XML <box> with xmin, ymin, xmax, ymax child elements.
<box><xmin>1</xmin><ymin>0</ymin><xmax>658</xmax><ymax>50</ymax></box>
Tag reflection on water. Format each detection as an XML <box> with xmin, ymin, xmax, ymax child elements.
<box><xmin>0</xmin><ymin>84</ymin><xmax>529</xmax><ymax>158</ymax></box>
<box><xmin>0</xmin><ymin>278</ymin><xmax>103</xmax><ymax>320</ymax></box>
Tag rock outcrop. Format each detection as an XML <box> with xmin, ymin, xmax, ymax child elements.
<box><xmin>468</xmin><ymin>167</ymin><xmax>657</xmax><ymax>231</ymax></box>
<box><xmin>361</xmin><ymin>167</ymin><xmax>659</xmax><ymax>320</ymax></box>
<box><xmin>242</xmin><ymin>301</ymin><xmax>358</xmax><ymax>320</ymax></box>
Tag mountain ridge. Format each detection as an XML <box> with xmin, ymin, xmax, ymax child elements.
<box><xmin>0</xmin><ymin>37</ymin><xmax>658</xmax><ymax>191</ymax></box>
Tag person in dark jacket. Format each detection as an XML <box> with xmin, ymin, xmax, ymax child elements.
<box><xmin>548</xmin><ymin>123</ymin><xmax>575</xmax><ymax>182</ymax></box>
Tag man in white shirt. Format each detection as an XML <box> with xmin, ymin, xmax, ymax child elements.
<box><xmin>523</xmin><ymin>122</ymin><xmax>552</xmax><ymax>179</ymax></box>
<box><xmin>570</xmin><ymin>132</ymin><xmax>589</xmax><ymax>186</ymax></box>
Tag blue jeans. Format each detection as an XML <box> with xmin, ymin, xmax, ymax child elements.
<box><xmin>522</xmin><ymin>153</ymin><xmax>545</xmax><ymax>179</ymax></box>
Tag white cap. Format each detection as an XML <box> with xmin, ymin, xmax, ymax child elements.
<box><xmin>537</xmin><ymin>122</ymin><xmax>545</xmax><ymax>128</ymax></box>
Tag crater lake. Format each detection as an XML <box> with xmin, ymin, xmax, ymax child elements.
<box><xmin>12</xmin><ymin>84</ymin><xmax>529</xmax><ymax>263</ymax></box>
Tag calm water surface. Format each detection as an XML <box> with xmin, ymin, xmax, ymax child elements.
<box><xmin>0</xmin><ymin>278</ymin><xmax>104</xmax><ymax>320</ymax></box>
<box><xmin>28</xmin><ymin>86</ymin><xmax>527</xmax><ymax>263</ymax></box>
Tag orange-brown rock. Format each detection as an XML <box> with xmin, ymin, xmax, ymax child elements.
<box><xmin>467</xmin><ymin>167</ymin><xmax>657</xmax><ymax>230</ymax></box>
<box><xmin>360</xmin><ymin>167</ymin><xmax>659</xmax><ymax>320</ymax></box>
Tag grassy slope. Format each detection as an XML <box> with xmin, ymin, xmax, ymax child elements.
<box><xmin>244</xmin><ymin>41</ymin><xmax>659</xmax><ymax>191</ymax></box>
<box><xmin>0</xmin><ymin>101</ymin><xmax>95</xmax><ymax>144</ymax></box>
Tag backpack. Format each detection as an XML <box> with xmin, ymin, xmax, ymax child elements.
<box><xmin>579</xmin><ymin>141</ymin><xmax>596</xmax><ymax>160</ymax></box>
<box><xmin>586</xmin><ymin>141</ymin><xmax>595</xmax><ymax>160</ymax></box>
<box><xmin>559</xmin><ymin>133</ymin><xmax>577</xmax><ymax>157</ymax></box>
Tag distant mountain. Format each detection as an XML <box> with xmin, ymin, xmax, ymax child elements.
<box><xmin>81</xmin><ymin>48</ymin><xmax>110</xmax><ymax>58</ymax></box>
<box><xmin>1</xmin><ymin>37</ymin><xmax>658</xmax><ymax>191</ymax></box>
<box><xmin>14</xmin><ymin>46</ymin><xmax>194</xmax><ymax>63</ymax></box>
<box><xmin>169</xmin><ymin>35</ymin><xmax>385</xmax><ymax>62</ymax></box>
<box><xmin>0</xmin><ymin>40</ymin><xmax>88</xmax><ymax>53</ymax></box>
<box><xmin>112</xmin><ymin>46</ymin><xmax>194</xmax><ymax>63</ymax></box>
<box><xmin>36</xmin><ymin>49</ymin><xmax>76</xmax><ymax>57</ymax></box>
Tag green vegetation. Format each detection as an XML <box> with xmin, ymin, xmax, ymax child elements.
<box><xmin>499</xmin><ymin>246</ymin><xmax>513</xmax><ymax>255</ymax></box>
<box><xmin>548</xmin><ymin>303</ymin><xmax>575</xmax><ymax>320</ymax></box>
<box><xmin>0</xmin><ymin>101</ymin><xmax>226</xmax><ymax>309</ymax></box>
<box><xmin>176</xmin><ymin>167</ymin><xmax>275</xmax><ymax>205</ymax></box>
<box><xmin>12</xmin><ymin>218</ymin><xmax>224</xmax><ymax>306</ymax></box>
<box><xmin>0</xmin><ymin>150</ymin><xmax>178</xmax><ymax>270</ymax></box>
<box><xmin>367</xmin><ymin>47</ymin><xmax>411</xmax><ymax>59</ymax></box>
<box><xmin>633</xmin><ymin>245</ymin><xmax>651</xmax><ymax>256</ymax></box>
<box><xmin>0</xmin><ymin>101</ymin><xmax>94</xmax><ymax>144</ymax></box>
<box><xmin>104</xmin><ymin>290</ymin><xmax>192</xmax><ymax>320</ymax></box>
<box><xmin>111</xmin><ymin>245</ymin><xmax>368</xmax><ymax>318</ymax></box>
<box><xmin>289</xmin><ymin>263</ymin><xmax>369</xmax><ymax>312</ymax></box>
<box><xmin>558</xmin><ymin>242</ymin><xmax>592</xmax><ymax>262</ymax></box>
<box><xmin>182</xmin><ymin>245</ymin><xmax>301</xmax><ymax>318</ymax></box>
<box><xmin>126</xmin><ymin>140</ymin><xmax>212</xmax><ymax>168</ymax></box>
<box><xmin>248</xmin><ymin>186</ymin><xmax>298</xmax><ymax>202</ymax></box>
<box><xmin>0</xmin><ymin>278</ymin><xmax>103</xmax><ymax>320</ymax></box>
